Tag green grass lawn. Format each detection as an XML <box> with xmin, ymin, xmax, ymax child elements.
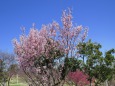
<box><xmin>9</xmin><ymin>76</ymin><xmax>28</xmax><ymax>86</ymax></box>
<box><xmin>9</xmin><ymin>77</ymin><xmax>72</xmax><ymax>86</ymax></box>
<box><xmin>9</xmin><ymin>76</ymin><xmax>74</xmax><ymax>86</ymax></box>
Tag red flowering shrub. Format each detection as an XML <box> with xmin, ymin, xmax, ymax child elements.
<box><xmin>68</xmin><ymin>70</ymin><xmax>90</xmax><ymax>86</ymax></box>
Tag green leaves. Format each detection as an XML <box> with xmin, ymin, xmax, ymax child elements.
<box><xmin>60</xmin><ymin>58</ymin><xmax>82</xmax><ymax>80</ymax></box>
<box><xmin>105</xmin><ymin>49</ymin><xmax>115</xmax><ymax>66</ymax></box>
<box><xmin>76</xmin><ymin>40</ymin><xmax>115</xmax><ymax>86</ymax></box>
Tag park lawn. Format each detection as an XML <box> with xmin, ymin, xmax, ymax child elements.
<box><xmin>9</xmin><ymin>77</ymin><xmax>74</xmax><ymax>86</ymax></box>
<box><xmin>9</xmin><ymin>76</ymin><xmax>28</xmax><ymax>86</ymax></box>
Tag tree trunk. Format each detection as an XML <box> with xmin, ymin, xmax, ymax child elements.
<box><xmin>7</xmin><ymin>77</ymin><xmax>11</xmax><ymax>86</ymax></box>
<box><xmin>105</xmin><ymin>80</ymin><xmax>108</xmax><ymax>86</ymax></box>
<box><xmin>2</xmin><ymin>82</ymin><xmax>6</xmax><ymax>86</ymax></box>
<box><xmin>90</xmin><ymin>79</ymin><xmax>92</xmax><ymax>86</ymax></box>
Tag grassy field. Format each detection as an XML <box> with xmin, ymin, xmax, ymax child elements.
<box><xmin>9</xmin><ymin>76</ymin><xmax>28</xmax><ymax>86</ymax></box>
<box><xmin>9</xmin><ymin>77</ymin><xmax>70</xmax><ymax>86</ymax></box>
<box><xmin>9</xmin><ymin>76</ymin><xmax>73</xmax><ymax>86</ymax></box>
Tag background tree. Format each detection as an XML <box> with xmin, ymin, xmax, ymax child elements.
<box><xmin>77</xmin><ymin>40</ymin><xmax>101</xmax><ymax>86</ymax></box>
<box><xmin>7</xmin><ymin>64</ymin><xmax>18</xmax><ymax>86</ymax></box>
<box><xmin>77</xmin><ymin>40</ymin><xmax>115</xmax><ymax>86</ymax></box>
<box><xmin>0</xmin><ymin>51</ymin><xmax>16</xmax><ymax>86</ymax></box>
<box><xmin>0</xmin><ymin>59</ymin><xmax>7</xmax><ymax>86</ymax></box>
<box><xmin>103</xmin><ymin>49</ymin><xmax>115</xmax><ymax>86</ymax></box>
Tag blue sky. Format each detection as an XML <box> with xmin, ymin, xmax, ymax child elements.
<box><xmin>0</xmin><ymin>0</ymin><xmax>115</xmax><ymax>53</ymax></box>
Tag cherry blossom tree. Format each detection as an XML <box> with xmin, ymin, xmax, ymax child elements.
<box><xmin>13</xmin><ymin>9</ymin><xmax>88</xmax><ymax>86</ymax></box>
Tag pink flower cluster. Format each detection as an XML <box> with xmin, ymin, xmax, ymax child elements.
<box><xmin>13</xmin><ymin>9</ymin><xmax>88</xmax><ymax>67</ymax></box>
<box><xmin>13</xmin><ymin>28</ymin><xmax>46</xmax><ymax>66</ymax></box>
<box><xmin>13</xmin><ymin>27</ymin><xmax>64</xmax><ymax>67</ymax></box>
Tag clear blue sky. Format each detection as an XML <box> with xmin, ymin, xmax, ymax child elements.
<box><xmin>0</xmin><ymin>0</ymin><xmax>115</xmax><ymax>53</ymax></box>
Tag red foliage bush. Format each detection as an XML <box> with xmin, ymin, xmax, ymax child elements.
<box><xmin>68</xmin><ymin>70</ymin><xmax>90</xmax><ymax>86</ymax></box>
